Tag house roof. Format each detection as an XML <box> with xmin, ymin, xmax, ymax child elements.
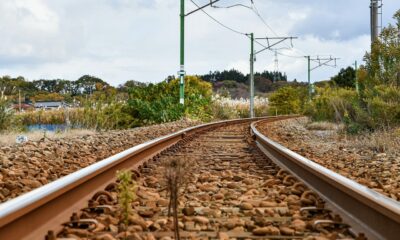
<box><xmin>34</xmin><ymin>101</ymin><xmax>64</xmax><ymax>108</ymax></box>
<box><xmin>12</xmin><ymin>103</ymin><xmax>33</xmax><ymax>109</ymax></box>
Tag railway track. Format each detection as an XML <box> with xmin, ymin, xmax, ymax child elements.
<box><xmin>0</xmin><ymin>117</ymin><xmax>399</xmax><ymax>240</ymax></box>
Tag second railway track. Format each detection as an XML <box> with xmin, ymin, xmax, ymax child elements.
<box><xmin>0</xmin><ymin>117</ymin><xmax>399</xmax><ymax>240</ymax></box>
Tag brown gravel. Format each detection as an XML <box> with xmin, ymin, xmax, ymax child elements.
<box><xmin>257</xmin><ymin>117</ymin><xmax>400</xmax><ymax>201</ymax></box>
<box><xmin>0</xmin><ymin>119</ymin><xmax>202</xmax><ymax>203</ymax></box>
<box><xmin>51</xmin><ymin>123</ymin><xmax>355</xmax><ymax>240</ymax></box>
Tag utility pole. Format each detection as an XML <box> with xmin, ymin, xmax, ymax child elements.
<box><xmin>307</xmin><ymin>56</ymin><xmax>311</xmax><ymax>100</ymax></box>
<box><xmin>370</xmin><ymin>0</ymin><xmax>383</xmax><ymax>46</ymax></box>
<box><xmin>19</xmin><ymin>90</ymin><xmax>21</xmax><ymax>112</ymax></box>
<box><xmin>306</xmin><ymin>56</ymin><xmax>339</xmax><ymax>99</ymax></box>
<box><xmin>248</xmin><ymin>36</ymin><xmax>297</xmax><ymax>117</ymax></box>
<box><xmin>354</xmin><ymin>60</ymin><xmax>360</xmax><ymax>95</ymax></box>
<box><xmin>179</xmin><ymin>0</ymin><xmax>220</xmax><ymax>105</ymax></box>
<box><xmin>179</xmin><ymin>0</ymin><xmax>185</xmax><ymax>105</ymax></box>
<box><xmin>273</xmin><ymin>50</ymin><xmax>279</xmax><ymax>82</ymax></box>
<box><xmin>249</xmin><ymin>33</ymin><xmax>255</xmax><ymax>118</ymax></box>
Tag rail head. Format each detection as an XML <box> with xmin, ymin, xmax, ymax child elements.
<box><xmin>251</xmin><ymin>119</ymin><xmax>400</xmax><ymax>240</ymax></box>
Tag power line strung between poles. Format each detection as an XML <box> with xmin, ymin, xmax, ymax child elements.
<box><xmin>188</xmin><ymin>0</ymin><xmax>248</xmax><ymax>36</ymax></box>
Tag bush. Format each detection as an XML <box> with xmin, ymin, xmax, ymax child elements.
<box><xmin>127</xmin><ymin>76</ymin><xmax>212</xmax><ymax>125</ymax></box>
<box><xmin>79</xmin><ymin>100</ymin><xmax>134</xmax><ymax>130</ymax></box>
<box><xmin>304</xmin><ymin>87</ymin><xmax>360</xmax><ymax>123</ymax></box>
<box><xmin>268</xmin><ymin>86</ymin><xmax>302</xmax><ymax>115</ymax></box>
<box><xmin>0</xmin><ymin>100</ymin><xmax>14</xmax><ymax>131</ymax></box>
<box><xmin>364</xmin><ymin>85</ymin><xmax>400</xmax><ymax>128</ymax></box>
<box><xmin>305</xmin><ymin>85</ymin><xmax>400</xmax><ymax>132</ymax></box>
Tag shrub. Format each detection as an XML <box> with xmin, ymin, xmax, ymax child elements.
<box><xmin>268</xmin><ymin>86</ymin><xmax>301</xmax><ymax>115</ymax></box>
<box><xmin>0</xmin><ymin>100</ymin><xmax>14</xmax><ymax>131</ymax></box>
<box><xmin>305</xmin><ymin>87</ymin><xmax>360</xmax><ymax>122</ymax></box>
<box><xmin>127</xmin><ymin>76</ymin><xmax>212</xmax><ymax>125</ymax></box>
<box><xmin>80</xmin><ymin>100</ymin><xmax>134</xmax><ymax>130</ymax></box>
<box><xmin>364</xmin><ymin>85</ymin><xmax>400</xmax><ymax>128</ymax></box>
<box><xmin>305</xmin><ymin>85</ymin><xmax>400</xmax><ymax>132</ymax></box>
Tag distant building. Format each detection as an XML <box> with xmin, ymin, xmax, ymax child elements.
<box><xmin>12</xmin><ymin>103</ymin><xmax>33</xmax><ymax>112</ymax></box>
<box><xmin>33</xmin><ymin>101</ymin><xmax>66</xmax><ymax>110</ymax></box>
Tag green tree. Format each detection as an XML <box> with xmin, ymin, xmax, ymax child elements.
<box><xmin>76</xmin><ymin>75</ymin><xmax>109</xmax><ymax>95</ymax></box>
<box><xmin>331</xmin><ymin>67</ymin><xmax>356</xmax><ymax>88</ymax></box>
<box><xmin>364</xmin><ymin>10</ymin><xmax>400</xmax><ymax>87</ymax></box>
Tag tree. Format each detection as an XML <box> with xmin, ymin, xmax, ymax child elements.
<box><xmin>118</xmin><ymin>80</ymin><xmax>147</xmax><ymax>92</ymax></box>
<box><xmin>331</xmin><ymin>67</ymin><xmax>356</xmax><ymax>88</ymax></box>
<box><xmin>76</xmin><ymin>75</ymin><xmax>109</xmax><ymax>95</ymax></box>
<box><xmin>364</xmin><ymin>9</ymin><xmax>400</xmax><ymax>87</ymax></box>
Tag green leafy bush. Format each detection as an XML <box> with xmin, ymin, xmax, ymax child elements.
<box><xmin>268</xmin><ymin>86</ymin><xmax>302</xmax><ymax>115</ymax></box>
<box><xmin>127</xmin><ymin>76</ymin><xmax>212</xmax><ymax>125</ymax></box>
<box><xmin>364</xmin><ymin>85</ymin><xmax>400</xmax><ymax>128</ymax></box>
<box><xmin>305</xmin><ymin>87</ymin><xmax>360</xmax><ymax>123</ymax></box>
<box><xmin>305</xmin><ymin>85</ymin><xmax>400</xmax><ymax>132</ymax></box>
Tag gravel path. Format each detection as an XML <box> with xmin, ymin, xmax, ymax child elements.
<box><xmin>257</xmin><ymin>117</ymin><xmax>400</xmax><ymax>201</ymax></box>
<box><xmin>0</xmin><ymin>119</ymin><xmax>201</xmax><ymax>203</ymax></box>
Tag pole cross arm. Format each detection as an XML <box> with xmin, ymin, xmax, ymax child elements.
<box><xmin>254</xmin><ymin>37</ymin><xmax>297</xmax><ymax>55</ymax></box>
<box><xmin>185</xmin><ymin>0</ymin><xmax>220</xmax><ymax>16</ymax></box>
<box><xmin>310</xmin><ymin>58</ymin><xmax>340</xmax><ymax>71</ymax></box>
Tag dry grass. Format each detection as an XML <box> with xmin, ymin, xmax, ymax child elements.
<box><xmin>306</xmin><ymin>121</ymin><xmax>342</xmax><ymax>131</ymax></box>
<box><xmin>352</xmin><ymin>129</ymin><xmax>400</xmax><ymax>154</ymax></box>
<box><xmin>0</xmin><ymin>129</ymin><xmax>96</xmax><ymax>145</ymax></box>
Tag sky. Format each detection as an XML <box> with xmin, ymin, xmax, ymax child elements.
<box><xmin>0</xmin><ymin>0</ymin><xmax>398</xmax><ymax>86</ymax></box>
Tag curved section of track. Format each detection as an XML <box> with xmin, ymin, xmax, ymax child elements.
<box><xmin>0</xmin><ymin>116</ymin><xmax>398</xmax><ymax>240</ymax></box>
<box><xmin>0</xmin><ymin>117</ymin><xmax>280</xmax><ymax>240</ymax></box>
<box><xmin>251</xmin><ymin>119</ymin><xmax>400</xmax><ymax>240</ymax></box>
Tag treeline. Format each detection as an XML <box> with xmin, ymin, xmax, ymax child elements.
<box><xmin>2</xmin><ymin>69</ymin><xmax>292</xmax><ymax>102</ymax></box>
<box><xmin>185</xmin><ymin>69</ymin><xmax>293</xmax><ymax>98</ymax></box>
<box><xmin>0</xmin><ymin>75</ymin><xmax>117</xmax><ymax>102</ymax></box>
<box><xmin>199</xmin><ymin>69</ymin><xmax>287</xmax><ymax>83</ymax></box>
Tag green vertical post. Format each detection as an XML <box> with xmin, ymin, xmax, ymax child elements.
<box><xmin>355</xmin><ymin>60</ymin><xmax>360</xmax><ymax>95</ymax></box>
<box><xmin>179</xmin><ymin>0</ymin><xmax>185</xmax><ymax>105</ymax></box>
<box><xmin>249</xmin><ymin>33</ymin><xmax>255</xmax><ymax>118</ymax></box>
<box><xmin>307</xmin><ymin>56</ymin><xmax>311</xmax><ymax>100</ymax></box>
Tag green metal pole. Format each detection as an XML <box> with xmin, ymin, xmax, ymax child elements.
<box><xmin>355</xmin><ymin>60</ymin><xmax>360</xmax><ymax>95</ymax></box>
<box><xmin>250</xmin><ymin>33</ymin><xmax>255</xmax><ymax>118</ymax></box>
<box><xmin>179</xmin><ymin>0</ymin><xmax>185</xmax><ymax>105</ymax></box>
<box><xmin>307</xmin><ymin>56</ymin><xmax>311</xmax><ymax>100</ymax></box>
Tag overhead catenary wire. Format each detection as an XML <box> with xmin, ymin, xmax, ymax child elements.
<box><xmin>250</xmin><ymin>0</ymin><xmax>313</xmax><ymax>59</ymax></box>
<box><xmin>189</xmin><ymin>0</ymin><xmax>337</xmax><ymax>72</ymax></box>
<box><xmin>189</xmin><ymin>0</ymin><xmax>247</xmax><ymax>36</ymax></box>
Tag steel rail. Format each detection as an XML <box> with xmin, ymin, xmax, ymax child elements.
<box><xmin>251</xmin><ymin>119</ymin><xmax>400</xmax><ymax>240</ymax></box>
<box><xmin>0</xmin><ymin>116</ymin><xmax>292</xmax><ymax>240</ymax></box>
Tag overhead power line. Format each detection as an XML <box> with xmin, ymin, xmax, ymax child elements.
<box><xmin>189</xmin><ymin>0</ymin><xmax>247</xmax><ymax>36</ymax></box>
<box><xmin>250</xmin><ymin>0</ymin><xmax>311</xmax><ymax>58</ymax></box>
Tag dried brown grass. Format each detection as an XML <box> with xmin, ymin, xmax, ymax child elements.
<box><xmin>352</xmin><ymin>129</ymin><xmax>400</xmax><ymax>154</ymax></box>
<box><xmin>306</xmin><ymin>121</ymin><xmax>342</xmax><ymax>131</ymax></box>
<box><xmin>0</xmin><ymin>129</ymin><xmax>96</xmax><ymax>145</ymax></box>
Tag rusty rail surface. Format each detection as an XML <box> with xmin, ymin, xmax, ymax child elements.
<box><xmin>0</xmin><ymin>116</ymin><xmax>291</xmax><ymax>240</ymax></box>
<box><xmin>251</xmin><ymin>119</ymin><xmax>400</xmax><ymax>240</ymax></box>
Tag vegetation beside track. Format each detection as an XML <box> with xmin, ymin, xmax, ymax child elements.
<box><xmin>268</xmin><ymin>10</ymin><xmax>400</xmax><ymax>134</ymax></box>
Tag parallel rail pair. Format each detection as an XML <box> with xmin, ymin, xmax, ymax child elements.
<box><xmin>0</xmin><ymin>116</ymin><xmax>398</xmax><ymax>240</ymax></box>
